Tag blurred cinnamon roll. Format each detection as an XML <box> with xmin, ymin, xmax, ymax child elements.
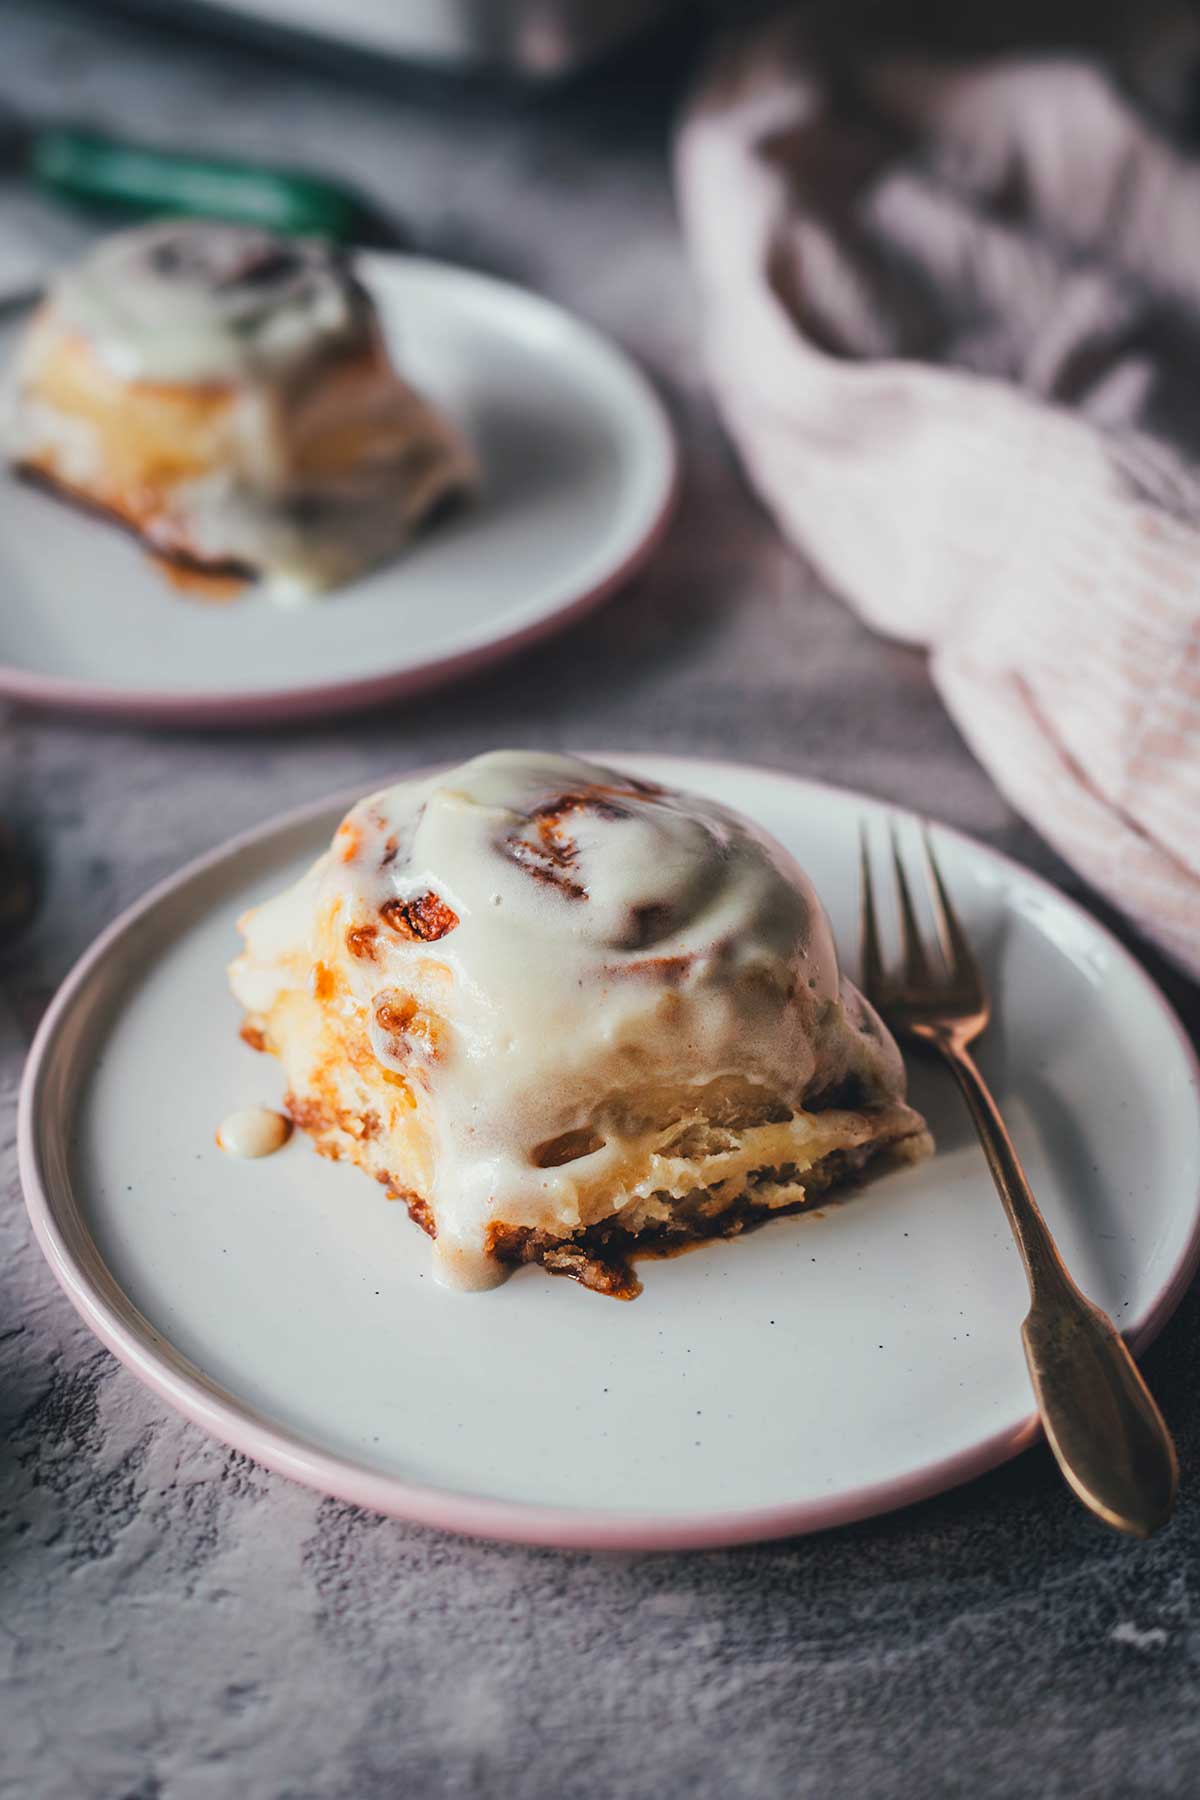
<box><xmin>6</xmin><ymin>220</ymin><xmax>475</xmax><ymax>599</ymax></box>
<box><xmin>229</xmin><ymin>751</ymin><xmax>931</xmax><ymax>1297</ymax></box>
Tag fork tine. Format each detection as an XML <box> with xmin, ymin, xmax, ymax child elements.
<box><xmin>858</xmin><ymin>824</ymin><xmax>885</xmax><ymax>1000</ymax></box>
<box><xmin>922</xmin><ymin>825</ymin><xmax>982</xmax><ymax>991</ymax></box>
<box><xmin>890</xmin><ymin>823</ymin><xmax>933</xmax><ymax>986</ymax></box>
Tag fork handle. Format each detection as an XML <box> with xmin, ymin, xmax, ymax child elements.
<box><xmin>941</xmin><ymin>1043</ymin><xmax>1178</xmax><ymax>1538</ymax></box>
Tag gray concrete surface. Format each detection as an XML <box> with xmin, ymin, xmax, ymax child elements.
<box><xmin>1</xmin><ymin>4</ymin><xmax>1198</xmax><ymax>1796</ymax></box>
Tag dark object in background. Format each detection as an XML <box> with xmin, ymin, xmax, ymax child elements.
<box><xmin>0</xmin><ymin>823</ymin><xmax>34</xmax><ymax>944</ymax></box>
<box><xmin>108</xmin><ymin>0</ymin><xmax>680</xmax><ymax>79</ymax></box>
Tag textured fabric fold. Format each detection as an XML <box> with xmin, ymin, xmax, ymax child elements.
<box><xmin>676</xmin><ymin>15</ymin><xmax>1200</xmax><ymax>976</ymax></box>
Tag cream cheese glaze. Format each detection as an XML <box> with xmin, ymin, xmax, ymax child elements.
<box><xmin>48</xmin><ymin>221</ymin><xmax>371</xmax><ymax>385</ymax></box>
<box><xmin>216</xmin><ymin>1106</ymin><xmax>293</xmax><ymax>1159</ymax></box>
<box><xmin>7</xmin><ymin>220</ymin><xmax>476</xmax><ymax>599</ymax></box>
<box><xmin>230</xmin><ymin>752</ymin><xmax>909</xmax><ymax>1290</ymax></box>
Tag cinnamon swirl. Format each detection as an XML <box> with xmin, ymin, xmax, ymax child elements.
<box><xmin>6</xmin><ymin>220</ymin><xmax>475</xmax><ymax>599</ymax></box>
<box><xmin>229</xmin><ymin>752</ymin><xmax>931</xmax><ymax>1297</ymax></box>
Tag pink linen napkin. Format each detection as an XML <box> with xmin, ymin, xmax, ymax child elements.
<box><xmin>676</xmin><ymin>12</ymin><xmax>1200</xmax><ymax>979</ymax></box>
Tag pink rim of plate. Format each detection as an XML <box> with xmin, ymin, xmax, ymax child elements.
<box><xmin>0</xmin><ymin>282</ymin><xmax>679</xmax><ymax>728</ymax></box>
<box><xmin>17</xmin><ymin>757</ymin><xmax>1200</xmax><ymax>1550</ymax></box>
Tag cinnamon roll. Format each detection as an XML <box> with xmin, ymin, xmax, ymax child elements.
<box><xmin>6</xmin><ymin>220</ymin><xmax>475</xmax><ymax>599</ymax></box>
<box><xmin>229</xmin><ymin>752</ymin><xmax>931</xmax><ymax>1297</ymax></box>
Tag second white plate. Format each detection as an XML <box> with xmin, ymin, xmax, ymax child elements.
<box><xmin>0</xmin><ymin>256</ymin><xmax>677</xmax><ymax>724</ymax></box>
<box><xmin>19</xmin><ymin>757</ymin><xmax>1200</xmax><ymax>1547</ymax></box>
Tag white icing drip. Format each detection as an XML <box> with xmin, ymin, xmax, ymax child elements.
<box><xmin>157</xmin><ymin>392</ymin><xmax>474</xmax><ymax>602</ymax></box>
<box><xmin>217</xmin><ymin>1107</ymin><xmax>292</xmax><ymax>1159</ymax></box>
<box><xmin>231</xmin><ymin>753</ymin><xmax>907</xmax><ymax>1287</ymax></box>
<box><xmin>431</xmin><ymin>1238</ymin><xmax>510</xmax><ymax>1293</ymax></box>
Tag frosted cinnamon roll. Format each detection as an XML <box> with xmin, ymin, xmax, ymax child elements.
<box><xmin>6</xmin><ymin>220</ymin><xmax>475</xmax><ymax>599</ymax></box>
<box><xmin>229</xmin><ymin>751</ymin><xmax>931</xmax><ymax>1296</ymax></box>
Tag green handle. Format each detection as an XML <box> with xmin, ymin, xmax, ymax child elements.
<box><xmin>29</xmin><ymin>126</ymin><xmax>371</xmax><ymax>241</ymax></box>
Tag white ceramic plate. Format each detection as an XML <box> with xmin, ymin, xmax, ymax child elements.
<box><xmin>0</xmin><ymin>257</ymin><xmax>676</xmax><ymax>724</ymax></box>
<box><xmin>19</xmin><ymin>757</ymin><xmax>1200</xmax><ymax>1548</ymax></box>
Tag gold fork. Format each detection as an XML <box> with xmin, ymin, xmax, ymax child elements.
<box><xmin>860</xmin><ymin>822</ymin><xmax>1178</xmax><ymax>1538</ymax></box>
